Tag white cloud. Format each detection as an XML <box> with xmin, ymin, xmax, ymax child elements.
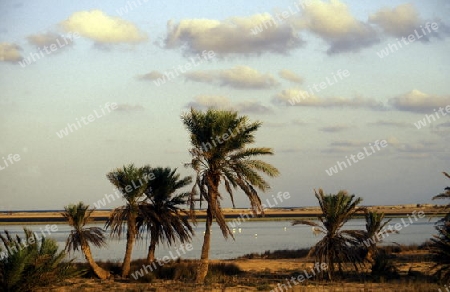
<box><xmin>185</xmin><ymin>66</ymin><xmax>279</xmax><ymax>89</ymax></box>
<box><xmin>164</xmin><ymin>14</ymin><xmax>303</xmax><ymax>56</ymax></box>
<box><xmin>186</xmin><ymin>95</ymin><xmax>272</xmax><ymax>114</ymax></box>
<box><xmin>299</xmin><ymin>0</ymin><xmax>379</xmax><ymax>54</ymax></box>
<box><xmin>369</xmin><ymin>4</ymin><xmax>421</xmax><ymax>38</ymax></box>
<box><xmin>389</xmin><ymin>89</ymin><xmax>450</xmax><ymax>113</ymax></box>
<box><xmin>274</xmin><ymin>88</ymin><xmax>385</xmax><ymax>109</ymax></box>
<box><xmin>279</xmin><ymin>69</ymin><xmax>303</xmax><ymax>84</ymax></box>
<box><xmin>137</xmin><ymin>71</ymin><xmax>164</xmax><ymax>81</ymax></box>
<box><xmin>26</xmin><ymin>32</ymin><xmax>74</xmax><ymax>54</ymax></box>
<box><xmin>0</xmin><ymin>42</ymin><xmax>22</xmax><ymax>62</ymax></box>
<box><xmin>115</xmin><ymin>103</ymin><xmax>144</xmax><ymax>112</ymax></box>
<box><xmin>60</xmin><ymin>10</ymin><xmax>147</xmax><ymax>44</ymax></box>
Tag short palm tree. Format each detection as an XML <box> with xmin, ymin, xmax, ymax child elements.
<box><xmin>362</xmin><ymin>211</ymin><xmax>396</xmax><ymax>263</ymax></box>
<box><xmin>182</xmin><ymin>108</ymin><xmax>279</xmax><ymax>283</ymax></box>
<box><xmin>1</xmin><ymin>228</ymin><xmax>79</xmax><ymax>291</ymax></box>
<box><xmin>105</xmin><ymin>164</ymin><xmax>150</xmax><ymax>277</ymax></box>
<box><xmin>62</xmin><ymin>202</ymin><xmax>110</xmax><ymax>279</ymax></box>
<box><xmin>292</xmin><ymin>189</ymin><xmax>365</xmax><ymax>280</ymax></box>
<box><xmin>136</xmin><ymin>167</ymin><xmax>194</xmax><ymax>263</ymax></box>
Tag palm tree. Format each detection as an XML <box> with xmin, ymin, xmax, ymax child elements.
<box><xmin>181</xmin><ymin>108</ymin><xmax>279</xmax><ymax>283</ymax></box>
<box><xmin>105</xmin><ymin>164</ymin><xmax>150</xmax><ymax>277</ymax></box>
<box><xmin>292</xmin><ymin>189</ymin><xmax>365</xmax><ymax>280</ymax></box>
<box><xmin>62</xmin><ymin>202</ymin><xmax>110</xmax><ymax>279</ymax></box>
<box><xmin>430</xmin><ymin>171</ymin><xmax>450</xmax><ymax>281</ymax></box>
<box><xmin>0</xmin><ymin>228</ymin><xmax>79</xmax><ymax>291</ymax></box>
<box><xmin>136</xmin><ymin>167</ymin><xmax>194</xmax><ymax>263</ymax></box>
<box><xmin>362</xmin><ymin>211</ymin><xmax>399</xmax><ymax>277</ymax></box>
<box><xmin>362</xmin><ymin>211</ymin><xmax>396</xmax><ymax>263</ymax></box>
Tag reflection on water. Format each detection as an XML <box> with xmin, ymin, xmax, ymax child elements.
<box><xmin>0</xmin><ymin>218</ymin><xmax>437</xmax><ymax>262</ymax></box>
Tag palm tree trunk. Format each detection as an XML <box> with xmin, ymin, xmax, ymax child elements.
<box><xmin>146</xmin><ymin>234</ymin><xmax>157</xmax><ymax>264</ymax></box>
<box><xmin>122</xmin><ymin>213</ymin><xmax>137</xmax><ymax>277</ymax></box>
<box><xmin>81</xmin><ymin>241</ymin><xmax>110</xmax><ymax>280</ymax></box>
<box><xmin>195</xmin><ymin>205</ymin><xmax>212</xmax><ymax>283</ymax></box>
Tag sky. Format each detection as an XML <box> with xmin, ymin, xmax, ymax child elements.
<box><xmin>0</xmin><ymin>0</ymin><xmax>449</xmax><ymax>210</ymax></box>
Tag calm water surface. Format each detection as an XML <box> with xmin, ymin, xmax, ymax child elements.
<box><xmin>1</xmin><ymin>218</ymin><xmax>438</xmax><ymax>262</ymax></box>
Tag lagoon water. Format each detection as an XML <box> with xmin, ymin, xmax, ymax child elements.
<box><xmin>1</xmin><ymin>217</ymin><xmax>438</xmax><ymax>262</ymax></box>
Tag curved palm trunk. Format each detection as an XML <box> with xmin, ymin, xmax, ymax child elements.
<box><xmin>81</xmin><ymin>241</ymin><xmax>110</xmax><ymax>280</ymax></box>
<box><xmin>195</xmin><ymin>205</ymin><xmax>213</xmax><ymax>283</ymax></box>
<box><xmin>196</xmin><ymin>177</ymin><xmax>218</xmax><ymax>283</ymax></box>
<box><xmin>122</xmin><ymin>213</ymin><xmax>137</xmax><ymax>277</ymax></box>
<box><xmin>146</xmin><ymin>234</ymin><xmax>158</xmax><ymax>264</ymax></box>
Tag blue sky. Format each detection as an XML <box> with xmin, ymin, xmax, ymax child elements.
<box><xmin>0</xmin><ymin>0</ymin><xmax>449</xmax><ymax>210</ymax></box>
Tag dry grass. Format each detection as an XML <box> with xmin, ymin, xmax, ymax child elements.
<box><xmin>34</xmin><ymin>244</ymin><xmax>447</xmax><ymax>292</ymax></box>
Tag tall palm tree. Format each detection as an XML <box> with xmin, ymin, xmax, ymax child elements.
<box><xmin>181</xmin><ymin>108</ymin><xmax>279</xmax><ymax>283</ymax></box>
<box><xmin>105</xmin><ymin>164</ymin><xmax>150</xmax><ymax>277</ymax></box>
<box><xmin>136</xmin><ymin>167</ymin><xmax>194</xmax><ymax>263</ymax></box>
<box><xmin>430</xmin><ymin>171</ymin><xmax>450</xmax><ymax>280</ymax></box>
<box><xmin>62</xmin><ymin>202</ymin><xmax>110</xmax><ymax>279</ymax></box>
<box><xmin>292</xmin><ymin>189</ymin><xmax>365</xmax><ymax>280</ymax></box>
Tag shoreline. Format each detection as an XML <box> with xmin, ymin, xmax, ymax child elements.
<box><xmin>0</xmin><ymin>204</ymin><xmax>446</xmax><ymax>224</ymax></box>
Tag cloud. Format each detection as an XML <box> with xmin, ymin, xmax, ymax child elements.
<box><xmin>186</xmin><ymin>95</ymin><xmax>272</xmax><ymax>114</ymax></box>
<box><xmin>115</xmin><ymin>103</ymin><xmax>144</xmax><ymax>112</ymax></box>
<box><xmin>367</xmin><ymin>120</ymin><xmax>411</xmax><ymax>128</ymax></box>
<box><xmin>369</xmin><ymin>4</ymin><xmax>449</xmax><ymax>41</ymax></box>
<box><xmin>185</xmin><ymin>65</ymin><xmax>279</xmax><ymax>89</ymax></box>
<box><xmin>299</xmin><ymin>0</ymin><xmax>379</xmax><ymax>54</ymax></box>
<box><xmin>26</xmin><ymin>32</ymin><xmax>74</xmax><ymax>53</ymax></box>
<box><xmin>163</xmin><ymin>14</ymin><xmax>303</xmax><ymax>56</ymax></box>
<box><xmin>183</xmin><ymin>71</ymin><xmax>215</xmax><ymax>83</ymax></box>
<box><xmin>187</xmin><ymin>95</ymin><xmax>230</xmax><ymax>108</ymax></box>
<box><xmin>0</xmin><ymin>42</ymin><xmax>22</xmax><ymax>62</ymax></box>
<box><xmin>60</xmin><ymin>10</ymin><xmax>147</xmax><ymax>44</ymax></box>
<box><xmin>235</xmin><ymin>100</ymin><xmax>273</xmax><ymax>114</ymax></box>
<box><xmin>369</xmin><ymin>4</ymin><xmax>421</xmax><ymax>38</ymax></box>
<box><xmin>274</xmin><ymin>88</ymin><xmax>385</xmax><ymax>109</ymax></box>
<box><xmin>319</xmin><ymin>125</ymin><xmax>350</xmax><ymax>133</ymax></box>
<box><xmin>279</xmin><ymin>69</ymin><xmax>303</xmax><ymax>84</ymax></box>
<box><xmin>321</xmin><ymin>140</ymin><xmax>366</xmax><ymax>153</ymax></box>
<box><xmin>137</xmin><ymin>71</ymin><xmax>164</xmax><ymax>81</ymax></box>
<box><xmin>436</xmin><ymin>122</ymin><xmax>450</xmax><ymax>129</ymax></box>
<box><xmin>389</xmin><ymin>89</ymin><xmax>450</xmax><ymax>113</ymax></box>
